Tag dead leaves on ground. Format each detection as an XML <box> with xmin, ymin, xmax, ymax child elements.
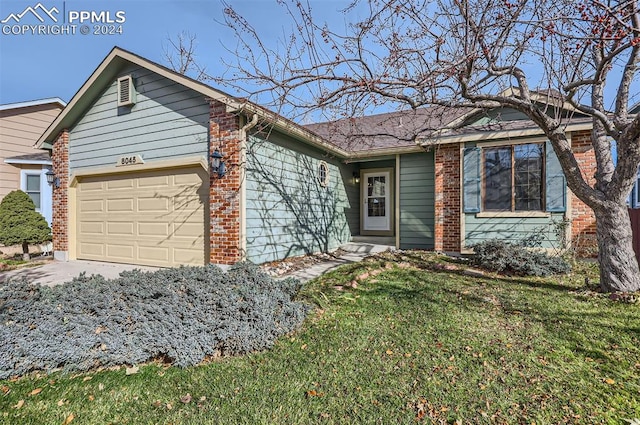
<box><xmin>412</xmin><ymin>398</ymin><xmax>459</xmax><ymax>423</ymax></box>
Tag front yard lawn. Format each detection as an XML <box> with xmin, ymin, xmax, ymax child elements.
<box><xmin>1</xmin><ymin>252</ymin><xmax>639</xmax><ymax>424</ymax></box>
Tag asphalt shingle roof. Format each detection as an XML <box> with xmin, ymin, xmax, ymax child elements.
<box><xmin>304</xmin><ymin>106</ymin><xmax>475</xmax><ymax>153</ymax></box>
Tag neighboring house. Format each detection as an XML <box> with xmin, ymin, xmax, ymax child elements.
<box><xmin>1</xmin><ymin>98</ymin><xmax>65</xmax><ymax>225</ymax></box>
<box><xmin>37</xmin><ymin>47</ymin><xmax>600</xmax><ymax>268</ymax></box>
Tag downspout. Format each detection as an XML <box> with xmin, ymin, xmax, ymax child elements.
<box><xmin>239</xmin><ymin>113</ymin><xmax>259</xmax><ymax>260</ymax></box>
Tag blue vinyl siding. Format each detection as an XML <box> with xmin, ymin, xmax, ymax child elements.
<box><xmin>69</xmin><ymin>64</ymin><xmax>209</xmax><ymax>171</ymax></box>
<box><xmin>465</xmin><ymin>213</ymin><xmax>566</xmax><ymax>248</ymax></box>
<box><xmin>399</xmin><ymin>152</ymin><xmax>435</xmax><ymax>249</ymax></box>
<box><xmin>245</xmin><ymin>132</ymin><xmax>357</xmax><ymax>264</ymax></box>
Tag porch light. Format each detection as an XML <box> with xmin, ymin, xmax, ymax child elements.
<box><xmin>45</xmin><ymin>170</ymin><xmax>60</xmax><ymax>188</ymax></box>
<box><xmin>353</xmin><ymin>172</ymin><xmax>360</xmax><ymax>184</ymax></box>
<box><xmin>210</xmin><ymin>148</ymin><xmax>226</xmax><ymax>178</ymax></box>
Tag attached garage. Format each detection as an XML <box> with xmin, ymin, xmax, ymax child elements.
<box><xmin>74</xmin><ymin>166</ymin><xmax>209</xmax><ymax>267</ymax></box>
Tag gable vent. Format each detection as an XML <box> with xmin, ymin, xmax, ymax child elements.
<box><xmin>117</xmin><ymin>75</ymin><xmax>136</xmax><ymax>107</ymax></box>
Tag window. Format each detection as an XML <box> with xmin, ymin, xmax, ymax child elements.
<box><xmin>24</xmin><ymin>173</ymin><xmax>41</xmax><ymax>209</ymax></box>
<box><xmin>463</xmin><ymin>141</ymin><xmax>565</xmax><ymax>214</ymax></box>
<box><xmin>483</xmin><ymin>143</ymin><xmax>543</xmax><ymax>211</ymax></box>
<box><xmin>367</xmin><ymin>175</ymin><xmax>386</xmax><ymax>217</ymax></box>
<box><xmin>318</xmin><ymin>161</ymin><xmax>329</xmax><ymax>187</ymax></box>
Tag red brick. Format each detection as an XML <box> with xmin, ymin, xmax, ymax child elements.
<box><xmin>434</xmin><ymin>144</ymin><xmax>461</xmax><ymax>252</ymax></box>
<box><xmin>569</xmin><ymin>130</ymin><xmax>598</xmax><ymax>256</ymax></box>
<box><xmin>52</xmin><ymin>130</ymin><xmax>69</xmax><ymax>253</ymax></box>
<box><xmin>208</xmin><ymin>100</ymin><xmax>242</xmax><ymax>265</ymax></box>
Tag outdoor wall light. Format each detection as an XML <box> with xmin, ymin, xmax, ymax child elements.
<box><xmin>353</xmin><ymin>171</ymin><xmax>361</xmax><ymax>184</ymax></box>
<box><xmin>210</xmin><ymin>148</ymin><xmax>226</xmax><ymax>178</ymax></box>
<box><xmin>45</xmin><ymin>170</ymin><xmax>60</xmax><ymax>188</ymax></box>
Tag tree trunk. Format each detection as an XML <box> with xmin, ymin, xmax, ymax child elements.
<box><xmin>595</xmin><ymin>203</ymin><xmax>640</xmax><ymax>292</ymax></box>
<box><xmin>21</xmin><ymin>241</ymin><xmax>30</xmax><ymax>261</ymax></box>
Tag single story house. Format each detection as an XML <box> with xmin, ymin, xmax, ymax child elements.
<box><xmin>37</xmin><ymin>47</ymin><xmax>605</xmax><ymax>268</ymax></box>
<box><xmin>1</xmin><ymin>98</ymin><xmax>65</xmax><ymax>225</ymax></box>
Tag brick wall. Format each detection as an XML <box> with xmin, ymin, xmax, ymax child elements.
<box><xmin>208</xmin><ymin>101</ymin><xmax>242</xmax><ymax>265</ymax></box>
<box><xmin>51</xmin><ymin>129</ymin><xmax>69</xmax><ymax>258</ymax></box>
<box><xmin>434</xmin><ymin>144</ymin><xmax>461</xmax><ymax>252</ymax></box>
<box><xmin>570</xmin><ymin>130</ymin><xmax>598</xmax><ymax>256</ymax></box>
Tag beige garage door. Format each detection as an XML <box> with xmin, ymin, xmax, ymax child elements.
<box><xmin>76</xmin><ymin>167</ymin><xmax>208</xmax><ymax>267</ymax></box>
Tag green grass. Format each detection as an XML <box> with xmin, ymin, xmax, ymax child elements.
<box><xmin>1</xmin><ymin>252</ymin><xmax>639</xmax><ymax>424</ymax></box>
<box><xmin>0</xmin><ymin>258</ymin><xmax>27</xmax><ymax>267</ymax></box>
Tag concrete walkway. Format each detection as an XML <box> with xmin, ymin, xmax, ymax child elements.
<box><xmin>285</xmin><ymin>237</ymin><xmax>395</xmax><ymax>282</ymax></box>
<box><xmin>0</xmin><ymin>238</ymin><xmax>395</xmax><ymax>286</ymax></box>
<box><xmin>0</xmin><ymin>260</ymin><xmax>159</xmax><ymax>286</ymax></box>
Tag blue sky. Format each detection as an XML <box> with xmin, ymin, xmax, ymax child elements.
<box><xmin>0</xmin><ymin>0</ymin><xmax>358</xmax><ymax>105</ymax></box>
<box><xmin>1</xmin><ymin>1</ymin><xmax>637</xmax><ymax>112</ymax></box>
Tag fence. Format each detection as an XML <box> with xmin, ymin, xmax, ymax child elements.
<box><xmin>631</xmin><ymin>208</ymin><xmax>640</xmax><ymax>265</ymax></box>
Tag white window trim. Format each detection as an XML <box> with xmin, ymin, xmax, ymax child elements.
<box><xmin>318</xmin><ymin>161</ymin><xmax>330</xmax><ymax>187</ymax></box>
<box><xmin>476</xmin><ymin>136</ymin><xmax>549</xmax><ymax>148</ymax></box>
<box><xmin>20</xmin><ymin>169</ymin><xmax>43</xmax><ymax>212</ymax></box>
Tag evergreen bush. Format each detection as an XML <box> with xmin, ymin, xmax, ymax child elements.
<box><xmin>471</xmin><ymin>239</ymin><xmax>571</xmax><ymax>277</ymax></box>
<box><xmin>0</xmin><ymin>190</ymin><xmax>51</xmax><ymax>259</ymax></box>
<box><xmin>0</xmin><ymin>262</ymin><xmax>308</xmax><ymax>379</ymax></box>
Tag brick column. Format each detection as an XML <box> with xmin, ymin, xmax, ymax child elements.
<box><xmin>570</xmin><ymin>130</ymin><xmax>598</xmax><ymax>256</ymax></box>
<box><xmin>434</xmin><ymin>144</ymin><xmax>461</xmax><ymax>253</ymax></box>
<box><xmin>209</xmin><ymin>101</ymin><xmax>242</xmax><ymax>265</ymax></box>
<box><xmin>51</xmin><ymin>129</ymin><xmax>69</xmax><ymax>261</ymax></box>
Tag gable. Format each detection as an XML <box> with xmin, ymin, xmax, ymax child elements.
<box><xmin>68</xmin><ymin>64</ymin><xmax>210</xmax><ymax>171</ymax></box>
<box><xmin>465</xmin><ymin>107</ymin><xmax>529</xmax><ymax>125</ymax></box>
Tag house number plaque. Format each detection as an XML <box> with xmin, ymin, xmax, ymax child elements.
<box><xmin>116</xmin><ymin>154</ymin><xmax>145</xmax><ymax>167</ymax></box>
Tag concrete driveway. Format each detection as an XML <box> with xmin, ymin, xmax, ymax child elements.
<box><xmin>0</xmin><ymin>260</ymin><xmax>159</xmax><ymax>286</ymax></box>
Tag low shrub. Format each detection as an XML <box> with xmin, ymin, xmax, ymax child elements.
<box><xmin>471</xmin><ymin>239</ymin><xmax>571</xmax><ymax>277</ymax></box>
<box><xmin>0</xmin><ymin>262</ymin><xmax>308</xmax><ymax>379</ymax></box>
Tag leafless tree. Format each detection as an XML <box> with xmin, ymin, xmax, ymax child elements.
<box><xmin>194</xmin><ymin>0</ymin><xmax>640</xmax><ymax>291</ymax></box>
<box><xmin>163</xmin><ymin>31</ymin><xmax>208</xmax><ymax>80</ymax></box>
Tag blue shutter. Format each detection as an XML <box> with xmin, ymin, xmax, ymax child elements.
<box><xmin>463</xmin><ymin>147</ymin><xmax>481</xmax><ymax>213</ymax></box>
<box><xmin>545</xmin><ymin>141</ymin><xmax>566</xmax><ymax>212</ymax></box>
<box><xmin>632</xmin><ymin>172</ymin><xmax>640</xmax><ymax>209</ymax></box>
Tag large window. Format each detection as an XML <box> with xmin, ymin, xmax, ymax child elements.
<box><xmin>483</xmin><ymin>143</ymin><xmax>543</xmax><ymax>211</ymax></box>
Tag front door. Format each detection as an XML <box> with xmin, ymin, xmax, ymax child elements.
<box><xmin>362</xmin><ymin>170</ymin><xmax>392</xmax><ymax>234</ymax></box>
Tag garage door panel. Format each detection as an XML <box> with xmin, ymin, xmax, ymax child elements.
<box><xmin>174</xmin><ymin>248</ymin><xmax>202</xmax><ymax>264</ymax></box>
<box><xmin>106</xmin><ymin>244</ymin><xmax>134</xmax><ymax>260</ymax></box>
<box><xmin>107</xmin><ymin>222</ymin><xmax>134</xmax><ymax>236</ymax></box>
<box><xmin>138</xmin><ymin>246</ymin><xmax>170</xmax><ymax>262</ymax></box>
<box><xmin>77</xmin><ymin>166</ymin><xmax>207</xmax><ymax>267</ymax></box>
<box><xmin>174</xmin><ymin>172</ymin><xmax>203</xmax><ymax>186</ymax></box>
<box><xmin>173</xmin><ymin>222</ymin><xmax>204</xmax><ymax>238</ymax></box>
<box><xmin>138</xmin><ymin>222</ymin><xmax>170</xmax><ymax>237</ymax></box>
<box><xmin>79</xmin><ymin>221</ymin><xmax>104</xmax><ymax>235</ymax></box>
<box><xmin>138</xmin><ymin>197</ymin><xmax>170</xmax><ymax>212</ymax></box>
<box><xmin>138</xmin><ymin>175</ymin><xmax>170</xmax><ymax>188</ymax></box>
<box><xmin>173</xmin><ymin>195</ymin><xmax>203</xmax><ymax>211</ymax></box>
<box><xmin>78</xmin><ymin>242</ymin><xmax>104</xmax><ymax>257</ymax></box>
<box><xmin>79</xmin><ymin>199</ymin><xmax>104</xmax><ymax>213</ymax></box>
<box><xmin>107</xmin><ymin>198</ymin><xmax>134</xmax><ymax>212</ymax></box>
<box><xmin>107</xmin><ymin>179</ymin><xmax>134</xmax><ymax>190</ymax></box>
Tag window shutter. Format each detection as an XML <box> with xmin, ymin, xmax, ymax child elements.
<box><xmin>463</xmin><ymin>147</ymin><xmax>481</xmax><ymax>213</ymax></box>
<box><xmin>632</xmin><ymin>173</ymin><xmax>640</xmax><ymax>209</ymax></box>
<box><xmin>545</xmin><ymin>141</ymin><xmax>566</xmax><ymax>212</ymax></box>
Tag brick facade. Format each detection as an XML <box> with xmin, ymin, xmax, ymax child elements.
<box><xmin>569</xmin><ymin>130</ymin><xmax>598</xmax><ymax>255</ymax></box>
<box><xmin>208</xmin><ymin>101</ymin><xmax>242</xmax><ymax>265</ymax></box>
<box><xmin>434</xmin><ymin>144</ymin><xmax>461</xmax><ymax>252</ymax></box>
<box><xmin>51</xmin><ymin>129</ymin><xmax>69</xmax><ymax>259</ymax></box>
